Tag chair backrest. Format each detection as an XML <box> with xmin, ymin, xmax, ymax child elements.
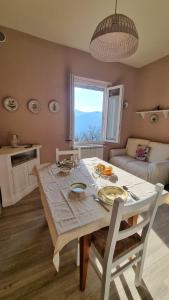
<box><xmin>56</xmin><ymin>147</ymin><xmax>81</xmax><ymax>162</ymax></box>
<box><xmin>103</xmin><ymin>183</ymin><xmax>163</xmax><ymax>267</ymax></box>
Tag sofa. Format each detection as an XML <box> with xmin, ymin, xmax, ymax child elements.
<box><xmin>109</xmin><ymin>138</ymin><xmax>169</xmax><ymax>185</ymax></box>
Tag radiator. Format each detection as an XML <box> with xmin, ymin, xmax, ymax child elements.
<box><xmin>80</xmin><ymin>145</ymin><xmax>103</xmax><ymax>159</ymax></box>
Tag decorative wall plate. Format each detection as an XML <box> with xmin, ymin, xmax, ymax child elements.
<box><xmin>48</xmin><ymin>100</ymin><xmax>60</xmax><ymax>113</ymax></box>
<box><xmin>0</xmin><ymin>32</ymin><xmax>6</xmax><ymax>42</ymax></box>
<box><xmin>3</xmin><ymin>97</ymin><xmax>18</xmax><ymax>111</ymax></box>
<box><xmin>27</xmin><ymin>99</ymin><xmax>41</xmax><ymax>114</ymax></box>
<box><xmin>123</xmin><ymin>101</ymin><xmax>128</xmax><ymax>109</ymax></box>
<box><xmin>150</xmin><ymin>114</ymin><xmax>159</xmax><ymax>124</ymax></box>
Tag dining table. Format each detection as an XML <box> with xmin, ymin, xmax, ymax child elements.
<box><xmin>35</xmin><ymin>157</ymin><xmax>169</xmax><ymax>291</ymax></box>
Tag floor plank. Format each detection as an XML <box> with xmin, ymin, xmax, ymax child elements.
<box><xmin>0</xmin><ymin>189</ymin><xmax>169</xmax><ymax>300</ymax></box>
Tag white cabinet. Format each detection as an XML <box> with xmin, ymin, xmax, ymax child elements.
<box><xmin>12</xmin><ymin>164</ymin><xmax>28</xmax><ymax>194</ymax></box>
<box><xmin>27</xmin><ymin>160</ymin><xmax>38</xmax><ymax>187</ymax></box>
<box><xmin>0</xmin><ymin>145</ymin><xmax>41</xmax><ymax>207</ymax></box>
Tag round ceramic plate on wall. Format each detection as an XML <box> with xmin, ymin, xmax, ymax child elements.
<box><xmin>27</xmin><ymin>99</ymin><xmax>41</xmax><ymax>114</ymax></box>
<box><xmin>150</xmin><ymin>114</ymin><xmax>159</xmax><ymax>124</ymax></box>
<box><xmin>3</xmin><ymin>97</ymin><xmax>19</xmax><ymax>111</ymax></box>
<box><xmin>0</xmin><ymin>32</ymin><xmax>6</xmax><ymax>42</ymax></box>
<box><xmin>48</xmin><ymin>100</ymin><xmax>60</xmax><ymax>113</ymax></box>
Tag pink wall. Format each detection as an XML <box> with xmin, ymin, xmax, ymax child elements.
<box><xmin>0</xmin><ymin>26</ymin><xmax>137</xmax><ymax>162</ymax></box>
<box><xmin>131</xmin><ymin>56</ymin><xmax>169</xmax><ymax>143</ymax></box>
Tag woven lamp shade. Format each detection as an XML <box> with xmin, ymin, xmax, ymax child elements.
<box><xmin>90</xmin><ymin>14</ymin><xmax>139</xmax><ymax>62</ymax></box>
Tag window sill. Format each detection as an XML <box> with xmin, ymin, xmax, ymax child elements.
<box><xmin>74</xmin><ymin>143</ymin><xmax>104</xmax><ymax>149</ymax></box>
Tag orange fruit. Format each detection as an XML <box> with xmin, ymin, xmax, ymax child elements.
<box><xmin>101</xmin><ymin>166</ymin><xmax>113</xmax><ymax>176</ymax></box>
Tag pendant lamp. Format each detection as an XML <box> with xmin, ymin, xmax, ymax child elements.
<box><xmin>90</xmin><ymin>0</ymin><xmax>139</xmax><ymax>62</ymax></box>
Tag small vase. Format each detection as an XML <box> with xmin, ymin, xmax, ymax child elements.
<box><xmin>10</xmin><ymin>134</ymin><xmax>19</xmax><ymax>148</ymax></box>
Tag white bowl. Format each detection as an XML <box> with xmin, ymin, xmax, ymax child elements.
<box><xmin>70</xmin><ymin>182</ymin><xmax>87</xmax><ymax>193</ymax></box>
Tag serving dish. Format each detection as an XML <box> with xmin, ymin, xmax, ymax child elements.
<box><xmin>98</xmin><ymin>186</ymin><xmax>128</xmax><ymax>205</ymax></box>
<box><xmin>94</xmin><ymin>164</ymin><xmax>113</xmax><ymax>177</ymax></box>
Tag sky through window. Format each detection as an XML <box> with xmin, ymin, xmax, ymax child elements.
<box><xmin>75</xmin><ymin>87</ymin><xmax>103</xmax><ymax>112</ymax></box>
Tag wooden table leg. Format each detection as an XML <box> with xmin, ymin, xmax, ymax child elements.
<box><xmin>128</xmin><ymin>214</ymin><xmax>138</xmax><ymax>226</ymax></box>
<box><xmin>80</xmin><ymin>233</ymin><xmax>92</xmax><ymax>291</ymax></box>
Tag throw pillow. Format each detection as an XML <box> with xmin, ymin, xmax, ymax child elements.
<box><xmin>135</xmin><ymin>144</ymin><xmax>151</xmax><ymax>161</ymax></box>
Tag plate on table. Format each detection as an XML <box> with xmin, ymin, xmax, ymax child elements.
<box><xmin>70</xmin><ymin>183</ymin><xmax>87</xmax><ymax>194</ymax></box>
<box><xmin>94</xmin><ymin>164</ymin><xmax>113</xmax><ymax>177</ymax></box>
<box><xmin>98</xmin><ymin>186</ymin><xmax>128</xmax><ymax>205</ymax></box>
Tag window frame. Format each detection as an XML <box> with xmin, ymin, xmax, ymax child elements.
<box><xmin>102</xmin><ymin>85</ymin><xmax>124</xmax><ymax>143</ymax></box>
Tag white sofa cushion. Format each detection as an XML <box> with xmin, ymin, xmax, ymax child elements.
<box><xmin>126</xmin><ymin>160</ymin><xmax>149</xmax><ymax>181</ymax></box>
<box><xmin>126</xmin><ymin>138</ymin><xmax>150</xmax><ymax>158</ymax></box>
<box><xmin>110</xmin><ymin>156</ymin><xmax>136</xmax><ymax>171</ymax></box>
<box><xmin>148</xmin><ymin>142</ymin><xmax>169</xmax><ymax>162</ymax></box>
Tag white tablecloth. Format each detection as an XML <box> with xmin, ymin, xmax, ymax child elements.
<box><xmin>36</xmin><ymin>158</ymin><xmax>169</xmax><ymax>271</ymax></box>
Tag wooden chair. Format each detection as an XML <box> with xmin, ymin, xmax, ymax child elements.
<box><xmin>88</xmin><ymin>183</ymin><xmax>163</xmax><ymax>300</ymax></box>
<box><xmin>56</xmin><ymin>148</ymin><xmax>81</xmax><ymax>162</ymax></box>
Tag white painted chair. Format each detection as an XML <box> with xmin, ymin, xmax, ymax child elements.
<box><xmin>89</xmin><ymin>183</ymin><xmax>163</xmax><ymax>300</ymax></box>
<box><xmin>56</xmin><ymin>147</ymin><xmax>81</xmax><ymax>162</ymax></box>
<box><xmin>56</xmin><ymin>147</ymin><xmax>81</xmax><ymax>266</ymax></box>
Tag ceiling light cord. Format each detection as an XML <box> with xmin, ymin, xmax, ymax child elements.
<box><xmin>115</xmin><ymin>0</ymin><xmax>118</xmax><ymax>14</ymax></box>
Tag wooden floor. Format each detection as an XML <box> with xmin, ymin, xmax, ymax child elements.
<box><xmin>0</xmin><ymin>189</ymin><xmax>169</xmax><ymax>300</ymax></box>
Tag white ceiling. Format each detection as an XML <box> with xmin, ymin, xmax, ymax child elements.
<box><xmin>0</xmin><ymin>0</ymin><xmax>169</xmax><ymax>67</ymax></box>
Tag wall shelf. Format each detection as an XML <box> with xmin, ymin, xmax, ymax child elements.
<box><xmin>136</xmin><ymin>110</ymin><xmax>169</xmax><ymax>119</ymax></box>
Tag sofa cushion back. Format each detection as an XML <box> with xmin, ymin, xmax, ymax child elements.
<box><xmin>126</xmin><ymin>138</ymin><xmax>150</xmax><ymax>158</ymax></box>
<box><xmin>148</xmin><ymin>142</ymin><xmax>169</xmax><ymax>162</ymax></box>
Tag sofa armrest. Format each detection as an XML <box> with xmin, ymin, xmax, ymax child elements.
<box><xmin>109</xmin><ymin>148</ymin><xmax>127</xmax><ymax>158</ymax></box>
<box><xmin>149</xmin><ymin>160</ymin><xmax>169</xmax><ymax>166</ymax></box>
<box><xmin>148</xmin><ymin>160</ymin><xmax>169</xmax><ymax>185</ymax></box>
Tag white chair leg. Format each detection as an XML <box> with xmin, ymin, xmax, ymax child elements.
<box><xmin>100</xmin><ymin>280</ymin><xmax>111</xmax><ymax>300</ymax></box>
<box><xmin>100</xmin><ymin>272</ymin><xmax>111</xmax><ymax>300</ymax></box>
<box><xmin>76</xmin><ymin>238</ymin><xmax>80</xmax><ymax>267</ymax></box>
<box><xmin>135</xmin><ymin>250</ymin><xmax>145</xmax><ymax>287</ymax></box>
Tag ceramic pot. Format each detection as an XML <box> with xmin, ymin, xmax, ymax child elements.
<box><xmin>10</xmin><ymin>134</ymin><xmax>19</xmax><ymax>148</ymax></box>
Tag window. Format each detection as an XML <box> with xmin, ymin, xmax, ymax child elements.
<box><xmin>74</xmin><ymin>87</ymin><xmax>104</xmax><ymax>143</ymax></box>
<box><xmin>69</xmin><ymin>75</ymin><xmax>124</xmax><ymax>145</ymax></box>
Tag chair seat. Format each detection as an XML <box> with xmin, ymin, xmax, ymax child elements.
<box><xmin>92</xmin><ymin>221</ymin><xmax>141</xmax><ymax>259</ymax></box>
